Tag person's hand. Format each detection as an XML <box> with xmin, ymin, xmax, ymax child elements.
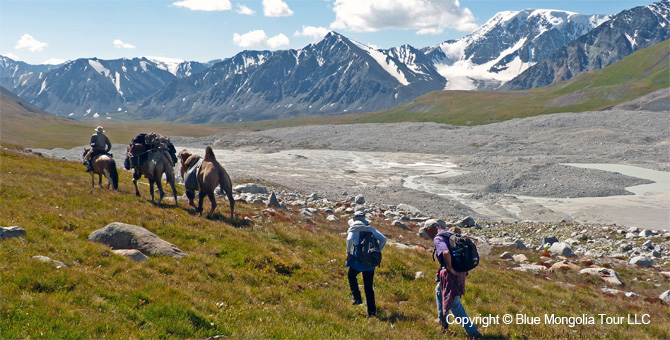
<box><xmin>346</xmin><ymin>253</ymin><xmax>351</xmax><ymax>261</ymax></box>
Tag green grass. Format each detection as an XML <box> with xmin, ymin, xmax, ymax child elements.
<box><xmin>1</xmin><ymin>147</ymin><xmax>668</xmax><ymax>339</ymax></box>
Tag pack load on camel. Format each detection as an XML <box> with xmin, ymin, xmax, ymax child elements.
<box><xmin>124</xmin><ymin>133</ymin><xmax>178</xmax><ymax>170</ymax></box>
<box><xmin>123</xmin><ymin>132</ymin><xmax>179</xmax><ymax>205</ymax></box>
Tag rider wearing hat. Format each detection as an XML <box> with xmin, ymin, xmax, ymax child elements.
<box><xmin>85</xmin><ymin>126</ymin><xmax>112</xmax><ymax>172</ymax></box>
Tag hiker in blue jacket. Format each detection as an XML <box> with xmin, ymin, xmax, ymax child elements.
<box><xmin>424</xmin><ymin>221</ymin><xmax>481</xmax><ymax>338</ymax></box>
<box><xmin>346</xmin><ymin>211</ymin><xmax>386</xmax><ymax>317</ymax></box>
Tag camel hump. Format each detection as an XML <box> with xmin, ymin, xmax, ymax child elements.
<box><xmin>204</xmin><ymin>146</ymin><xmax>216</xmax><ymax>162</ymax></box>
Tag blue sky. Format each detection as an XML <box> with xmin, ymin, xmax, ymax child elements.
<box><xmin>0</xmin><ymin>0</ymin><xmax>656</xmax><ymax>65</ymax></box>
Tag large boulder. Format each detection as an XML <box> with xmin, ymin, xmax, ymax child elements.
<box><xmin>0</xmin><ymin>226</ymin><xmax>26</xmax><ymax>240</ymax></box>
<box><xmin>88</xmin><ymin>222</ymin><xmax>188</xmax><ymax>259</ymax></box>
<box><xmin>579</xmin><ymin>267</ymin><xmax>623</xmax><ymax>286</ymax></box>
<box><xmin>629</xmin><ymin>256</ymin><xmax>654</xmax><ymax>267</ymax></box>
<box><xmin>457</xmin><ymin>216</ymin><xmax>477</xmax><ymax>228</ymax></box>
<box><xmin>233</xmin><ymin>183</ymin><xmax>268</xmax><ymax>194</ymax></box>
<box><xmin>548</xmin><ymin>242</ymin><xmax>575</xmax><ymax>257</ymax></box>
<box><xmin>660</xmin><ymin>290</ymin><xmax>670</xmax><ymax>303</ymax></box>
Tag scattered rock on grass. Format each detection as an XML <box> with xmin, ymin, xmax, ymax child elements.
<box><xmin>88</xmin><ymin>222</ymin><xmax>188</xmax><ymax>259</ymax></box>
<box><xmin>0</xmin><ymin>226</ymin><xmax>26</xmax><ymax>241</ymax></box>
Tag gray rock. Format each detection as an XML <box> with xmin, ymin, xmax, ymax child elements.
<box><xmin>500</xmin><ymin>251</ymin><xmax>513</xmax><ymax>260</ymax></box>
<box><xmin>233</xmin><ymin>183</ymin><xmax>268</xmax><ymax>194</ymax></box>
<box><xmin>88</xmin><ymin>222</ymin><xmax>188</xmax><ymax>259</ymax></box>
<box><xmin>300</xmin><ymin>209</ymin><xmax>314</xmax><ymax>218</ymax></box>
<box><xmin>308</xmin><ymin>193</ymin><xmax>319</xmax><ymax>200</ymax></box>
<box><xmin>457</xmin><ymin>216</ymin><xmax>477</xmax><ymax>228</ymax></box>
<box><xmin>0</xmin><ymin>226</ymin><xmax>26</xmax><ymax>241</ymax></box>
<box><xmin>32</xmin><ymin>255</ymin><xmax>68</xmax><ymax>268</ymax></box>
<box><xmin>396</xmin><ymin>203</ymin><xmax>421</xmax><ymax>215</ymax></box>
<box><xmin>326</xmin><ymin>214</ymin><xmax>340</xmax><ymax>222</ymax></box>
<box><xmin>505</xmin><ymin>240</ymin><xmax>527</xmax><ymax>250</ymax></box>
<box><xmin>415</xmin><ymin>271</ymin><xmax>427</xmax><ymax>280</ymax></box>
<box><xmin>512</xmin><ymin>254</ymin><xmax>529</xmax><ymax>263</ymax></box>
<box><xmin>624</xmin><ymin>292</ymin><xmax>638</xmax><ymax>298</ymax></box>
<box><xmin>639</xmin><ymin>229</ymin><xmax>653</xmax><ymax>238</ymax></box>
<box><xmin>354</xmin><ymin>195</ymin><xmax>365</xmax><ymax>204</ymax></box>
<box><xmin>512</xmin><ymin>263</ymin><xmax>546</xmax><ymax>274</ymax></box>
<box><xmin>113</xmin><ymin>249</ymin><xmax>150</xmax><ymax>262</ymax></box>
<box><xmin>267</xmin><ymin>192</ymin><xmax>281</xmax><ymax>208</ymax></box>
<box><xmin>392</xmin><ymin>220</ymin><xmax>411</xmax><ymax>231</ymax></box>
<box><xmin>579</xmin><ymin>267</ymin><xmax>624</xmax><ymax>286</ymax></box>
<box><xmin>629</xmin><ymin>256</ymin><xmax>653</xmax><ymax>267</ymax></box>
<box><xmin>660</xmin><ymin>290</ymin><xmax>670</xmax><ymax>303</ymax></box>
<box><xmin>601</xmin><ymin>287</ymin><xmax>623</xmax><ymax>295</ymax></box>
<box><xmin>543</xmin><ymin>236</ymin><xmax>559</xmax><ymax>245</ymax></box>
<box><xmin>548</xmin><ymin>242</ymin><xmax>575</xmax><ymax>257</ymax></box>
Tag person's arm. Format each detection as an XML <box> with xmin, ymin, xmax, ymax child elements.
<box><xmin>442</xmin><ymin>250</ymin><xmax>456</xmax><ymax>275</ymax></box>
<box><xmin>105</xmin><ymin>136</ymin><xmax>112</xmax><ymax>152</ymax></box>
<box><xmin>373</xmin><ymin>229</ymin><xmax>387</xmax><ymax>250</ymax></box>
<box><xmin>346</xmin><ymin>231</ymin><xmax>354</xmax><ymax>259</ymax></box>
<box><xmin>90</xmin><ymin>135</ymin><xmax>96</xmax><ymax>147</ymax></box>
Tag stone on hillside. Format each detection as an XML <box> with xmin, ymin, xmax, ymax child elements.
<box><xmin>548</xmin><ymin>261</ymin><xmax>580</xmax><ymax>272</ymax></box>
<box><xmin>113</xmin><ymin>249</ymin><xmax>150</xmax><ymax>262</ymax></box>
<box><xmin>579</xmin><ymin>267</ymin><xmax>623</xmax><ymax>286</ymax></box>
<box><xmin>354</xmin><ymin>195</ymin><xmax>365</xmax><ymax>204</ymax></box>
<box><xmin>415</xmin><ymin>271</ymin><xmax>427</xmax><ymax>280</ymax></box>
<box><xmin>267</xmin><ymin>192</ymin><xmax>281</xmax><ymax>208</ymax></box>
<box><xmin>389</xmin><ymin>242</ymin><xmax>411</xmax><ymax>250</ymax></box>
<box><xmin>300</xmin><ymin>209</ymin><xmax>314</xmax><ymax>218</ymax></box>
<box><xmin>548</xmin><ymin>242</ymin><xmax>575</xmax><ymax>257</ymax></box>
<box><xmin>88</xmin><ymin>222</ymin><xmax>188</xmax><ymax>259</ymax></box>
<box><xmin>457</xmin><ymin>216</ymin><xmax>476</xmax><ymax>228</ymax></box>
<box><xmin>0</xmin><ymin>226</ymin><xmax>26</xmax><ymax>241</ymax></box>
<box><xmin>601</xmin><ymin>287</ymin><xmax>623</xmax><ymax>295</ymax></box>
<box><xmin>512</xmin><ymin>254</ymin><xmax>528</xmax><ymax>263</ymax></box>
<box><xmin>233</xmin><ymin>183</ymin><xmax>268</xmax><ymax>194</ymax></box>
<box><xmin>396</xmin><ymin>204</ymin><xmax>421</xmax><ymax>215</ymax></box>
<box><xmin>543</xmin><ymin>236</ymin><xmax>559</xmax><ymax>245</ymax></box>
<box><xmin>500</xmin><ymin>251</ymin><xmax>513</xmax><ymax>260</ymax></box>
<box><xmin>660</xmin><ymin>271</ymin><xmax>670</xmax><ymax>279</ymax></box>
<box><xmin>512</xmin><ymin>263</ymin><xmax>546</xmax><ymax>274</ymax></box>
<box><xmin>641</xmin><ymin>240</ymin><xmax>654</xmax><ymax>249</ymax></box>
<box><xmin>625</xmin><ymin>292</ymin><xmax>638</xmax><ymax>298</ymax></box>
<box><xmin>639</xmin><ymin>229</ymin><xmax>653</xmax><ymax>237</ymax></box>
<box><xmin>392</xmin><ymin>220</ymin><xmax>411</xmax><ymax>231</ymax></box>
<box><xmin>629</xmin><ymin>256</ymin><xmax>653</xmax><ymax>267</ymax></box>
<box><xmin>32</xmin><ymin>255</ymin><xmax>68</xmax><ymax>268</ymax></box>
<box><xmin>308</xmin><ymin>193</ymin><xmax>318</xmax><ymax>200</ymax></box>
<box><xmin>660</xmin><ymin>290</ymin><xmax>670</xmax><ymax>303</ymax></box>
<box><xmin>326</xmin><ymin>215</ymin><xmax>340</xmax><ymax>222</ymax></box>
<box><xmin>505</xmin><ymin>240</ymin><xmax>527</xmax><ymax>250</ymax></box>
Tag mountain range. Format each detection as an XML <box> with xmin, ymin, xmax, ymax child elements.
<box><xmin>1</xmin><ymin>1</ymin><xmax>668</xmax><ymax>123</ymax></box>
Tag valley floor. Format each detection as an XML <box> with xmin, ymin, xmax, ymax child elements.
<box><xmin>36</xmin><ymin>110</ymin><xmax>670</xmax><ymax>231</ymax></box>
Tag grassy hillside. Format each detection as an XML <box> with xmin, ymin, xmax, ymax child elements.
<box><xmin>1</xmin><ymin>147</ymin><xmax>668</xmax><ymax>339</ymax></box>
<box><xmin>0</xmin><ymin>87</ymin><xmax>226</xmax><ymax>149</ymax></box>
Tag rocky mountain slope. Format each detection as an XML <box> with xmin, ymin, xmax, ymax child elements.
<box><xmin>502</xmin><ymin>0</ymin><xmax>670</xmax><ymax>90</ymax></box>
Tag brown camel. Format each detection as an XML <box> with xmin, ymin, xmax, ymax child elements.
<box><xmin>178</xmin><ymin>146</ymin><xmax>235</xmax><ymax>218</ymax></box>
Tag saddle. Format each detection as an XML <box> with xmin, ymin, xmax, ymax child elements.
<box><xmin>184</xmin><ymin>158</ymin><xmax>203</xmax><ymax>191</ymax></box>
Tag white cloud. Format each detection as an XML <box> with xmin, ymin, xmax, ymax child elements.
<box><xmin>172</xmin><ymin>0</ymin><xmax>232</xmax><ymax>11</ymax></box>
<box><xmin>233</xmin><ymin>30</ymin><xmax>289</xmax><ymax>49</ymax></box>
<box><xmin>43</xmin><ymin>58</ymin><xmax>66</xmax><ymax>65</ymax></box>
<box><xmin>262</xmin><ymin>0</ymin><xmax>293</xmax><ymax>17</ymax></box>
<box><xmin>15</xmin><ymin>34</ymin><xmax>47</xmax><ymax>52</ymax></box>
<box><xmin>330</xmin><ymin>0</ymin><xmax>478</xmax><ymax>34</ymax></box>
<box><xmin>113</xmin><ymin>39</ymin><xmax>136</xmax><ymax>49</ymax></box>
<box><xmin>294</xmin><ymin>26</ymin><xmax>330</xmax><ymax>41</ymax></box>
<box><xmin>236</xmin><ymin>4</ymin><xmax>255</xmax><ymax>15</ymax></box>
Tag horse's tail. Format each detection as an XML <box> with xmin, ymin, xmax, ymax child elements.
<box><xmin>204</xmin><ymin>146</ymin><xmax>216</xmax><ymax>162</ymax></box>
<box><xmin>110</xmin><ymin>160</ymin><xmax>119</xmax><ymax>190</ymax></box>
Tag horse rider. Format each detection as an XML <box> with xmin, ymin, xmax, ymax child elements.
<box><xmin>85</xmin><ymin>126</ymin><xmax>112</xmax><ymax>172</ymax></box>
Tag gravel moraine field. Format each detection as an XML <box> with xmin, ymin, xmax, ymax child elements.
<box><xmin>34</xmin><ymin>110</ymin><xmax>670</xmax><ymax>231</ymax></box>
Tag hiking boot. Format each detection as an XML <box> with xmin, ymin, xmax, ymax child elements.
<box><xmin>351</xmin><ymin>299</ymin><xmax>363</xmax><ymax>305</ymax></box>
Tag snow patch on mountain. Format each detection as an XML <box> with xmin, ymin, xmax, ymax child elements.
<box><xmin>352</xmin><ymin>40</ymin><xmax>409</xmax><ymax>86</ymax></box>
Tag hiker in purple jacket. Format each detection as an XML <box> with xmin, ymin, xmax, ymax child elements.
<box><xmin>345</xmin><ymin>211</ymin><xmax>386</xmax><ymax>317</ymax></box>
<box><xmin>424</xmin><ymin>221</ymin><xmax>481</xmax><ymax>338</ymax></box>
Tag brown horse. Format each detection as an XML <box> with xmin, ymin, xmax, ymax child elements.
<box><xmin>178</xmin><ymin>147</ymin><xmax>234</xmax><ymax>218</ymax></box>
<box><xmin>125</xmin><ymin>144</ymin><xmax>178</xmax><ymax>206</ymax></box>
<box><xmin>83</xmin><ymin>148</ymin><xmax>118</xmax><ymax>190</ymax></box>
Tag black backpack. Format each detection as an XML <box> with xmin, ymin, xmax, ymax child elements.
<box><xmin>438</xmin><ymin>232</ymin><xmax>479</xmax><ymax>272</ymax></box>
<box><xmin>356</xmin><ymin>231</ymin><xmax>383</xmax><ymax>267</ymax></box>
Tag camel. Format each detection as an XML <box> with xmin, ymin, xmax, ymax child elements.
<box><xmin>178</xmin><ymin>146</ymin><xmax>234</xmax><ymax>218</ymax></box>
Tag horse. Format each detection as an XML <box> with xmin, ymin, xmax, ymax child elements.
<box><xmin>178</xmin><ymin>146</ymin><xmax>234</xmax><ymax>218</ymax></box>
<box><xmin>124</xmin><ymin>143</ymin><xmax>178</xmax><ymax>206</ymax></box>
<box><xmin>83</xmin><ymin>148</ymin><xmax>118</xmax><ymax>190</ymax></box>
